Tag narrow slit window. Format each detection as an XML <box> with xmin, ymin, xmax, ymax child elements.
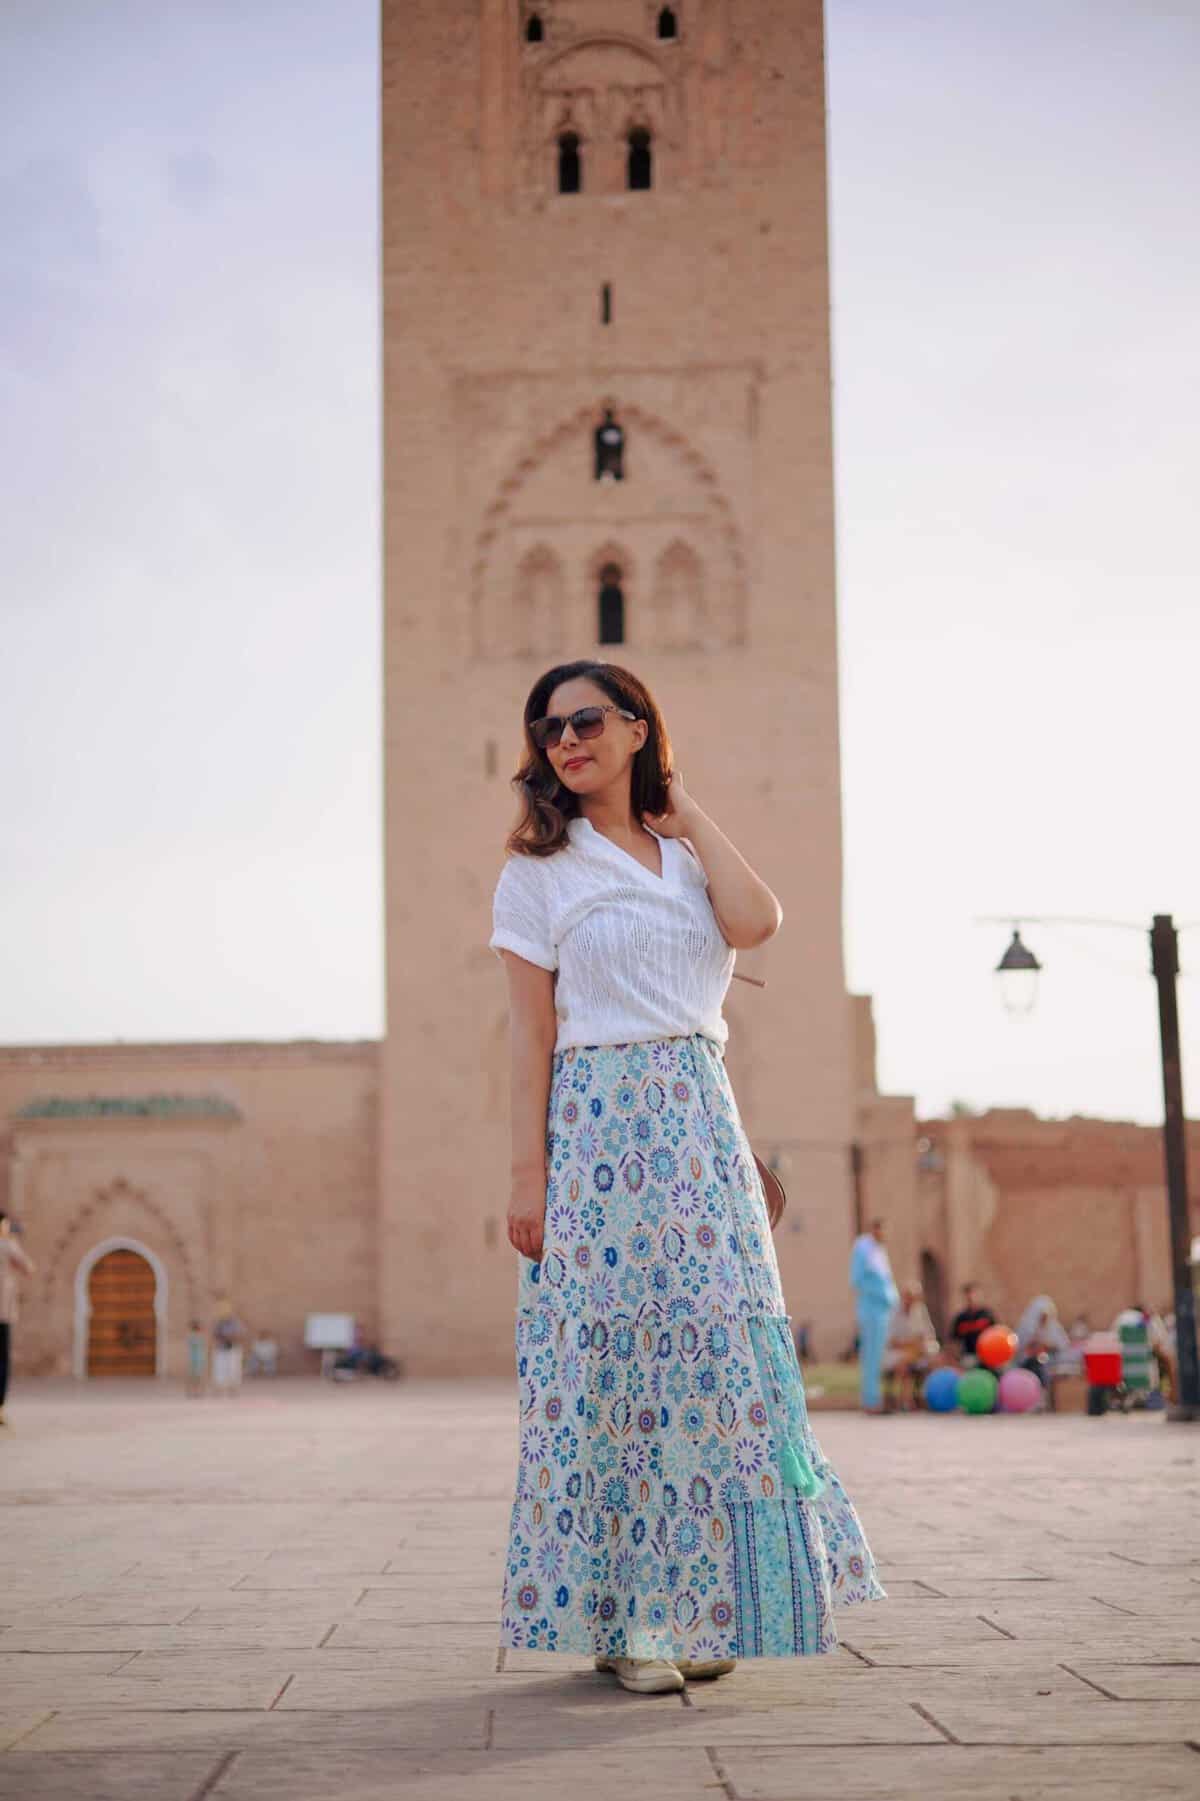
<box><xmin>627</xmin><ymin>128</ymin><xmax>652</xmax><ymax>192</ymax></box>
<box><xmin>601</xmin><ymin>282</ymin><xmax>612</xmax><ymax>325</ymax></box>
<box><xmin>598</xmin><ymin>565</ymin><xmax>625</xmax><ymax>644</ymax></box>
<box><xmin>657</xmin><ymin>8</ymin><xmax>678</xmax><ymax>40</ymax></box>
<box><xmin>558</xmin><ymin>131</ymin><xmax>582</xmax><ymax>195</ymax></box>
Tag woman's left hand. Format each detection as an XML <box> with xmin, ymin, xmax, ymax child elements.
<box><xmin>644</xmin><ymin>770</ymin><xmax>701</xmax><ymax>839</ymax></box>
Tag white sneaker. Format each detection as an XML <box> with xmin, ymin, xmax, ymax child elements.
<box><xmin>594</xmin><ymin>1654</ymin><xmax>684</xmax><ymax>1694</ymax></box>
<box><xmin>677</xmin><ymin>1657</ymin><xmax>737</xmax><ymax>1680</ymax></box>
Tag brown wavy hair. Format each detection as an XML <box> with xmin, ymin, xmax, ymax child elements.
<box><xmin>505</xmin><ymin>660</ymin><xmax>674</xmax><ymax>857</ymax></box>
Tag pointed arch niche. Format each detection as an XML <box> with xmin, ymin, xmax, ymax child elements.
<box><xmin>470</xmin><ymin>403</ymin><xmax>746</xmax><ymax>661</ymax></box>
<box><xmin>512</xmin><ymin>544</ymin><xmax>567</xmax><ymax>658</ymax></box>
<box><xmin>651</xmin><ymin>539</ymin><xmax>706</xmax><ymax>650</ymax></box>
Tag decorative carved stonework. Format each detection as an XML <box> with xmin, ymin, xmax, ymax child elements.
<box><xmin>468</xmin><ymin>399</ymin><xmax>747</xmax><ymax>661</ymax></box>
<box><xmin>519</xmin><ymin>35</ymin><xmax>681</xmax><ymax>197</ymax></box>
<box><xmin>43</xmin><ymin>1175</ymin><xmax>200</xmax><ymax>1320</ymax></box>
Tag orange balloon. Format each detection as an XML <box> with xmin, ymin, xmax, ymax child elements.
<box><xmin>977</xmin><ymin>1324</ymin><xmax>1018</xmax><ymax>1369</ymax></box>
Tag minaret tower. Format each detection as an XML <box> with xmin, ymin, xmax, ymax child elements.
<box><xmin>380</xmin><ymin>0</ymin><xmax>857</xmax><ymax>1372</ymax></box>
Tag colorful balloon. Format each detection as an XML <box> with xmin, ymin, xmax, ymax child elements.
<box><xmin>976</xmin><ymin>1325</ymin><xmax>1018</xmax><ymax>1370</ymax></box>
<box><xmin>958</xmin><ymin>1368</ymin><xmax>998</xmax><ymax>1414</ymax></box>
<box><xmin>997</xmin><ymin>1367</ymin><xmax>1042</xmax><ymax>1413</ymax></box>
<box><xmin>924</xmin><ymin>1367</ymin><xmax>960</xmax><ymax>1413</ymax></box>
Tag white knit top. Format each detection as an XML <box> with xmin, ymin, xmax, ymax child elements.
<box><xmin>489</xmin><ymin>816</ymin><xmax>736</xmax><ymax>1053</ymax></box>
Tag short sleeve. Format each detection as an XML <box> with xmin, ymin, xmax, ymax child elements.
<box><xmin>489</xmin><ymin>855</ymin><xmax>558</xmax><ymax>972</ymax></box>
<box><xmin>678</xmin><ymin>836</ymin><xmax>708</xmax><ymax>883</ymax></box>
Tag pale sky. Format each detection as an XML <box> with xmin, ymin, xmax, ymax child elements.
<box><xmin>2</xmin><ymin>2</ymin><xmax>1197</xmax><ymax>1127</ymax></box>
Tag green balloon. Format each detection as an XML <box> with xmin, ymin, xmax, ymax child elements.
<box><xmin>959</xmin><ymin>1368</ymin><xmax>999</xmax><ymax>1414</ymax></box>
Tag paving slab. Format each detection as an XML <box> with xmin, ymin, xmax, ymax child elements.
<box><xmin>325</xmin><ymin>1619</ymin><xmax>502</xmax><ymax>1656</ymax></box>
<box><xmin>716</xmin><ymin>1745</ymin><xmax>1200</xmax><ymax>1800</ymax></box>
<box><xmin>918</xmin><ymin>1694</ymin><xmax>1200</xmax><ymax>1745</ymax></box>
<box><xmin>682</xmin><ymin>1660</ymin><xmax>1096</xmax><ymax>1706</ymax></box>
<box><xmin>0</xmin><ymin>1713</ymin><xmax>52</xmax><ymax>1754</ymax></box>
<box><xmin>0</xmin><ymin>1651</ymin><xmax>135</xmax><ymax>1679</ymax></box>
<box><xmin>2</xmin><ymin>1381</ymin><xmax>1199</xmax><ymax>1800</ymax></box>
<box><xmin>0</xmin><ymin>1751</ymin><xmax>226</xmax><ymax>1800</ymax></box>
<box><xmin>487</xmin><ymin>1681</ymin><xmax>942</xmax><ymax>1748</ymax></box>
<box><xmin>210</xmin><ymin>1745</ymin><xmax>720</xmax><ymax>1801</ymax></box>
<box><xmin>1064</xmin><ymin>1659</ymin><xmax>1200</xmax><ymax>1699</ymax></box>
<box><xmin>835</xmin><ymin>1632</ymin><xmax>1200</xmax><ymax>1667</ymax></box>
<box><xmin>16</xmin><ymin>1701</ymin><xmax>500</xmax><ymax>1754</ymax></box>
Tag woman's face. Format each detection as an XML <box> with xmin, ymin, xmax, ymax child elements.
<box><xmin>541</xmin><ymin>677</ymin><xmax>647</xmax><ymax>799</ymax></box>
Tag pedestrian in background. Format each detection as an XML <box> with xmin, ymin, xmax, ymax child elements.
<box><xmin>849</xmin><ymin>1218</ymin><xmax>899</xmax><ymax>1414</ymax></box>
<box><xmin>0</xmin><ymin>1212</ymin><xmax>36</xmax><ymax>1428</ymax></box>
<box><xmin>211</xmin><ymin>1299</ymin><xmax>246</xmax><ymax>1396</ymax></box>
<box><xmin>186</xmin><ymin>1318</ymin><xmax>208</xmax><ymax>1396</ymax></box>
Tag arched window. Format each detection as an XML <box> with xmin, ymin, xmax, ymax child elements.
<box><xmin>558</xmin><ymin>131</ymin><xmax>582</xmax><ymax>195</ymax></box>
<box><xmin>525</xmin><ymin>13</ymin><xmax>544</xmax><ymax>42</ymax></box>
<box><xmin>627</xmin><ymin>127</ymin><xmax>652</xmax><ymax>192</ymax></box>
<box><xmin>657</xmin><ymin>7</ymin><xmax>678</xmax><ymax>40</ymax></box>
<box><xmin>598</xmin><ymin>564</ymin><xmax>625</xmax><ymax>645</ymax></box>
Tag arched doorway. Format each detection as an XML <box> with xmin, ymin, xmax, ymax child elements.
<box><xmin>75</xmin><ymin>1239</ymin><xmax>166</xmax><ymax>1377</ymax></box>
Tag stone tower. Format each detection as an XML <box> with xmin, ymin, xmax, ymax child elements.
<box><xmin>380</xmin><ymin>0</ymin><xmax>858</xmax><ymax>1374</ymax></box>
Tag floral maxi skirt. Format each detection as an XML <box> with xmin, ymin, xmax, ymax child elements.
<box><xmin>499</xmin><ymin>1032</ymin><xmax>885</xmax><ymax>1661</ymax></box>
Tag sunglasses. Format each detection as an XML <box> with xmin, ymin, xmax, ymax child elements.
<box><xmin>529</xmin><ymin>703</ymin><xmax>639</xmax><ymax>751</ymax></box>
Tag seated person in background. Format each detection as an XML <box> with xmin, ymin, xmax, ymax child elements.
<box><xmin>883</xmin><ymin>1284</ymin><xmax>940</xmax><ymax>1410</ymax></box>
<box><xmin>246</xmin><ymin>1332</ymin><xmax>279</xmax><ymax>1377</ymax></box>
<box><xmin>949</xmin><ymin>1283</ymin><xmax>995</xmax><ymax>1364</ymax></box>
<box><xmin>1017</xmin><ymin>1294</ymin><xmax>1073</xmax><ymax>1384</ymax></box>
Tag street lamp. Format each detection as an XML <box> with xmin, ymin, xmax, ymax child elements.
<box><xmin>981</xmin><ymin>911</ymin><xmax>1199</xmax><ymax>1423</ymax></box>
<box><xmin>994</xmin><ymin>927</ymin><xmax>1042</xmax><ymax>1018</ymax></box>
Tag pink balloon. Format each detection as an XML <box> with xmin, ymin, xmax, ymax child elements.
<box><xmin>997</xmin><ymin>1367</ymin><xmax>1042</xmax><ymax>1414</ymax></box>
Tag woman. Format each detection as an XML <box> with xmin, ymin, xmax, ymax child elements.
<box><xmin>883</xmin><ymin>1282</ymin><xmax>939</xmax><ymax>1411</ymax></box>
<box><xmin>849</xmin><ymin>1219</ymin><xmax>899</xmax><ymax>1414</ymax></box>
<box><xmin>1016</xmin><ymin>1294</ymin><xmax>1072</xmax><ymax>1386</ymax></box>
<box><xmin>490</xmin><ymin>660</ymin><xmax>883</xmax><ymax>1695</ymax></box>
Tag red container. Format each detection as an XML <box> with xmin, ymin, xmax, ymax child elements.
<box><xmin>1085</xmin><ymin>1347</ymin><xmax>1122</xmax><ymax>1386</ymax></box>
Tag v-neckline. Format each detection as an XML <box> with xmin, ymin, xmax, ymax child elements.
<box><xmin>577</xmin><ymin>816</ymin><xmax>670</xmax><ymax>885</ymax></box>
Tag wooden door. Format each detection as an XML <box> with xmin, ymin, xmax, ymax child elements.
<box><xmin>87</xmin><ymin>1249</ymin><xmax>157</xmax><ymax>1376</ymax></box>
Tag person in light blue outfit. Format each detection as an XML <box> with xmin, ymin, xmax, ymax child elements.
<box><xmin>850</xmin><ymin>1219</ymin><xmax>900</xmax><ymax>1413</ymax></box>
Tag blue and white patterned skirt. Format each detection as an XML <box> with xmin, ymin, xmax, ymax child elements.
<box><xmin>500</xmin><ymin>1031</ymin><xmax>885</xmax><ymax>1661</ymax></box>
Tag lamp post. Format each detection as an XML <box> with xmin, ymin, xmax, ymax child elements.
<box><xmin>985</xmin><ymin>913</ymin><xmax>1199</xmax><ymax>1423</ymax></box>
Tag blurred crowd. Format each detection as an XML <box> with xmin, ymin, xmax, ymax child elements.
<box><xmin>845</xmin><ymin>1216</ymin><xmax>1179</xmax><ymax>1413</ymax></box>
<box><xmin>881</xmin><ymin>1281</ymin><xmax>1179</xmax><ymax>1411</ymax></box>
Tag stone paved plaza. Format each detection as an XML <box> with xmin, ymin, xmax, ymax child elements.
<box><xmin>0</xmin><ymin>1380</ymin><xmax>1198</xmax><ymax>1800</ymax></box>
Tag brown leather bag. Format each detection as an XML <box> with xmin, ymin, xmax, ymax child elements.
<box><xmin>753</xmin><ymin>1151</ymin><xmax>787</xmax><ymax>1232</ymax></box>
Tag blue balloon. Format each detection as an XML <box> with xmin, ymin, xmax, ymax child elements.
<box><xmin>924</xmin><ymin>1367</ymin><xmax>960</xmax><ymax>1413</ymax></box>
